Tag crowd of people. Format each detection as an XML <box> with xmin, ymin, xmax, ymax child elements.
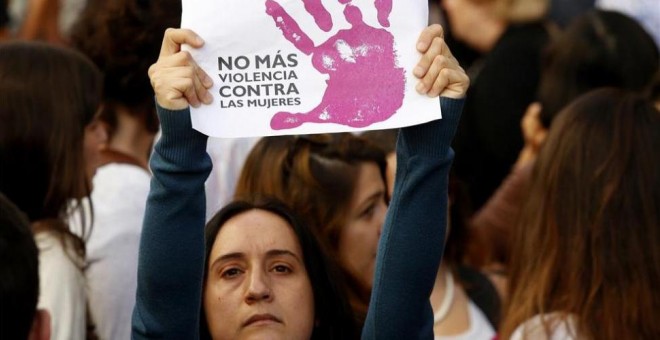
<box><xmin>1</xmin><ymin>0</ymin><xmax>658</xmax><ymax>339</ymax></box>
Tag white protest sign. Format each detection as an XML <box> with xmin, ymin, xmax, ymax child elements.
<box><xmin>182</xmin><ymin>0</ymin><xmax>440</xmax><ymax>138</ymax></box>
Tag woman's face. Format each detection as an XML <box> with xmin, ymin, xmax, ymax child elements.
<box><xmin>204</xmin><ymin>209</ymin><xmax>315</xmax><ymax>340</ymax></box>
<box><xmin>338</xmin><ymin>162</ymin><xmax>387</xmax><ymax>288</ymax></box>
<box><xmin>442</xmin><ymin>0</ymin><xmax>490</xmax><ymax>47</ymax></box>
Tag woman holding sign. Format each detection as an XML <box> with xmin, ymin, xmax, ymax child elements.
<box><xmin>133</xmin><ymin>22</ymin><xmax>468</xmax><ymax>340</ymax></box>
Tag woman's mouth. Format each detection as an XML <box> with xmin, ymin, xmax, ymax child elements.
<box><xmin>242</xmin><ymin>314</ymin><xmax>283</xmax><ymax>327</ymax></box>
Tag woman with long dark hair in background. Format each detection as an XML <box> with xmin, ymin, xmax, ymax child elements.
<box><xmin>502</xmin><ymin>88</ymin><xmax>660</xmax><ymax>339</ymax></box>
<box><xmin>0</xmin><ymin>42</ymin><xmax>106</xmax><ymax>340</ymax></box>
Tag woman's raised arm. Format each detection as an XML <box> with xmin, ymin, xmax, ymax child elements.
<box><xmin>132</xmin><ymin>28</ymin><xmax>214</xmax><ymax>339</ymax></box>
<box><xmin>363</xmin><ymin>24</ymin><xmax>469</xmax><ymax>340</ymax></box>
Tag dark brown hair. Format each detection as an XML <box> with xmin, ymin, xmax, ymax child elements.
<box><xmin>0</xmin><ymin>41</ymin><xmax>102</xmax><ymax>258</ymax></box>
<box><xmin>502</xmin><ymin>88</ymin><xmax>660</xmax><ymax>338</ymax></box>
<box><xmin>360</xmin><ymin>129</ymin><xmax>398</xmax><ymax>154</ymax></box>
<box><xmin>235</xmin><ymin>133</ymin><xmax>386</xmax><ymax>323</ymax></box>
<box><xmin>537</xmin><ymin>9</ymin><xmax>659</xmax><ymax>128</ymax></box>
<box><xmin>70</xmin><ymin>0</ymin><xmax>181</xmax><ymax>137</ymax></box>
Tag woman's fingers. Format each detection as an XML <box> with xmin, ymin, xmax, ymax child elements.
<box><xmin>150</xmin><ymin>29</ymin><xmax>214</xmax><ymax>110</ymax></box>
<box><xmin>429</xmin><ymin>66</ymin><xmax>470</xmax><ymax>99</ymax></box>
<box><xmin>152</xmin><ymin>62</ymin><xmax>212</xmax><ymax>109</ymax></box>
<box><xmin>191</xmin><ymin>67</ymin><xmax>210</xmax><ymax>106</ymax></box>
<box><xmin>163</xmin><ymin>53</ymin><xmax>213</xmax><ymax>105</ymax></box>
<box><xmin>414</xmin><ymin>26</ymin><xmax>444</xmax><ymax>78</ymax></box>
<box><xmin>197</xmin><ymin>65</ymin><xmax>214</xmax><ymax>90</ymax></box>
<box><xmin>413</xmin><ymin>28</ymin><xmax>469</xmax><ymax>98</ymax></box>
<box><xmin>159</xmin><ymin>28</ymin><xmax>204</xmax><ymax>58</ymax></box>
<box><xmin>417</xmin><ymin>54</ymin><xmax>457</xmax><ymax>94</ymax></box>
<box><xmin>416</xmin><ymin>24</ymin><xmax>443</xmax><ymax>54</ymax></box>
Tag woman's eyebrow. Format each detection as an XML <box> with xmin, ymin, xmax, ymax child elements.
<box><xmin>266</xmin><ymin>249</ymin><xmax>302</xmax><ymax>264</ymax></box>
<box><xmin>210</xmin><ymin>249</ymin><xmax>303</xmax><ymax>268</ymax></box>
<box><xmin>358</xmin><ymin>190</ymin><xmax>385</xmax><ymax>209</ymax></box>
<box><xmin>210</xmin><ymin>252</ymin><xmax>245</xmax><ymax>269</ymax></box>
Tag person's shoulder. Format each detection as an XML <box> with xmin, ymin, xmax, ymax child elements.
<box><xmin>94</xmin><ymin>163</ymin><xmax>151</xmax><ymax>188</ymax></box>
<box><xmin>35</xmin><ymin>231</ymin><xmax>84</xmax><ymax>268</ymax></box>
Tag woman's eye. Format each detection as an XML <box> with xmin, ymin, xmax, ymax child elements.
<box><xmin>272</xmin><ymin>265</ymin><xmax>292</xmax><ymax>274</ymax></box>
<box><xmin>361</xmin><ymin>205</ymin><xmax>376</xmax><ymax>219</ymax></box>
<box><xmin>221</xmin><ymin>267</ymin><xmax>243</xmax><ymax>278</ymax></box>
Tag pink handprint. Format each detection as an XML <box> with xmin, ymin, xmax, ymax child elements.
<box><xmin>265</xmin><ymin>0</ymin><xmax>404</xmax><ymax>130</ymax></box>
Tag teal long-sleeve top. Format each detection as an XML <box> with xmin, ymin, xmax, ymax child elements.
<box><xmin>132</xmin><ymin>98</ymin><xmax>464</xmax><ymax>339</ymax></box>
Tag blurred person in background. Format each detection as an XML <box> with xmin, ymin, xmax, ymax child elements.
<box><xmin>444</xmin><ymin>0</ymin><xmax>551</xmax><ymax>210</ymax></box>
<box><xmin>0</xmin><ymin>41</ymin><xmax>105</xmax><ymax>340</ymax></box>
<box><xmin>472</xmin><ymin>9</ymin><xmax>659</xmax><ymax>271</ymax></box>
<box><xmin>501</xmin><ymin>88</ymin><xmax>660</xmax><ymax>339</ymax></box>
<box><xmin>69</xmin><ymin>0</ymin><xmax>180</xmax><ymax>338</ymax></box>
<box><xmin>10</xmin><ymin>0</ymin><xmax>85</xmax><ymax>43</ymax></box>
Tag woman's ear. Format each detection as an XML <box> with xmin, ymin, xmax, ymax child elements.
<box><xmin>531</xmin><ymin>125</ymin><xmax>547</xmax><ymax>149</ymax></box>
<box><xmin>28</xmin><ymin>309</ymin><xmax>51</xmax><ymax>340</ymax></box>
<box><xmin>88</xmin><ymin>118</ymin><xmax>110</xmax><ymax>148</ymax></box>
<box><xmin>521</xmin><ymin>102</ymin><xmax>548</xmax><ymax>150</ymax></box>
<box><xmin>515</xmin><ymin>102</ymin><xmax>548</xmax><ymax>168</ymax></box>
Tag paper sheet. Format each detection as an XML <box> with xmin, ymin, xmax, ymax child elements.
<box><xmin>182</xmin><ymin>0</ymin><xmax>440</xmax><ymax>138</ymax></box>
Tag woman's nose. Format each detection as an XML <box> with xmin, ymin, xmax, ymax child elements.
<box><xmin>244</xmin><ymin>269</ymin><xmax>272</xmax><ymax>304</ymax></box>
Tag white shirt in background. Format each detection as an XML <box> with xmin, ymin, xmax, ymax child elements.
<box><xmin>204</xmin><ymin>137</ymin><xmax>258</xmax><ymax>220</ymax></box>
<box><xmin>36</xmin><ymin>231</ymin><xmax>86</xmax><ymax>340</ymax></box>
<box><xmin>435</xmin><ymin>300</ymin><xmax>496</xmax><ymax>340</ymax></box>
<box><xmin>85</xmin><ymin>163</ymin><xmax>151</xmax><ymax>340</ymax></box>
